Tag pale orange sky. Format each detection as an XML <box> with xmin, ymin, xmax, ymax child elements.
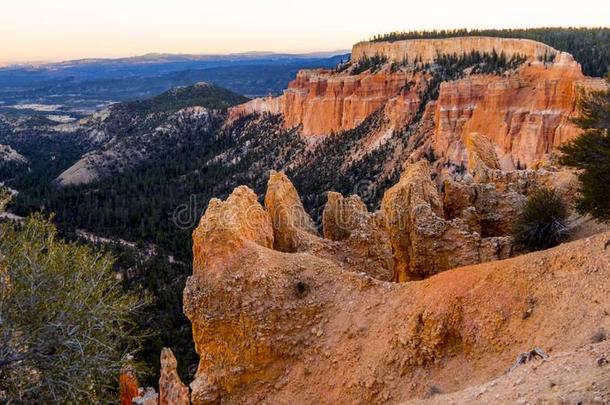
<box><xmin>1</xmin><ymin>0</ymin><xmax>609</xmax><ymax>63</ymax></box>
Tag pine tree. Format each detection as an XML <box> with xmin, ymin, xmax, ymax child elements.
<box><xmin>560</xmin><ymin>76</ymin><xmax>610</xmax><ymax>221</ymax></box>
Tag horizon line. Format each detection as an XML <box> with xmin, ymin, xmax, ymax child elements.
<box><xmin>0</xmin><ymin>48</ymin><xmax>353</xmax><ymax>67</ymax></box>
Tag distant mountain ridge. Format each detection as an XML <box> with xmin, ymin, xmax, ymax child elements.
<box><xmin>1</xmin><ymin>50</ymin><xmax>350</xmax><ymax>69</ymax></box>
<box><xmin>0</xmin><ymin>52</ymin><xmax>349</xmax><ymax>118</ymax></box>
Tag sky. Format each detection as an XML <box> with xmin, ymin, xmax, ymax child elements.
<box><xmin>1</xmin><ymin>0</ymin><xmax>609</xmax><ymax>63</ymax></box>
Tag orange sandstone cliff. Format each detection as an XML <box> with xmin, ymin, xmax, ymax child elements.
<box><xmin>432</xmin><ymin>53</ymin><xmax>607</xmax><ymax>169</ymax></box>
<box><xmin>229</xmin><ymin>37</ymin><xmax>607</xmax><ymax>169</ymax></box>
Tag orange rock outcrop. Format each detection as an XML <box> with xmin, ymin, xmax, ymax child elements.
<box><xmin>264</xmin><ymin>170</ymin><xmax>318</xmax><ymax>252</ymax></box>
<box><xmin>191</xmin><ymin>185</ymin><xmax>273</xmax><ymax>275</ymax></box>
<box><xmin>382</xmin><ymin>160</ymin><xmax>514</xmax><ymax>281</ymax></box>
<box><xmin>184</xmin><ymin>185</ymin><xmax>325</xmax><ymax>404</ymax></box>
<box><xmin>119</xmin><ymin>359</ymin><xmax>141</xmax><ymax>405</ymax></box>
<box><xmin>322</xmin><ymin>191</ymin><xmax>394</xmax><ymax>281</ymax></box>
<box><xmin>230</xmin><ymin>69</ymin><xmax>426</xmax><ymax>136</ymax></box>
<box><xmin>432</xmin><ymin>59</ymin><xmax>608</xmax><ymax>169</ymax></box>
<box><xmin>159</xmin><ymin>348</ymin><xmax>189</xmax><ymax>405</ymax></box>
<box><xmin>184</xmin><ymin>174</ymin><xmax>610</xmax><ymax>402</ymax></box>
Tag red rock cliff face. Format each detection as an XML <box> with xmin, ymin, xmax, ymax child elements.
<box><xmin>229</xmin><ymin>38</ymin><xmax>608</xmax><ymax>165</ymax></box>
<box><xmin>432</xmin><ymin>54</ymin><xmax>608</xmax><ymax>169</ymax></box>
<box><xmin>230</xmin><ymin>68</ymin><xmax>426</xmax><ymax>136</ymax></box>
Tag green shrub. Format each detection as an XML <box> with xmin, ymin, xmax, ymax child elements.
<box><xmin>512</xmin><ymin>188</ymin><xmax>569</xmax><ymax>251</ymax></box>
<box><xmin>0</xmin><ymin>214</ymin><xmax>149</xmax><ymax>404</ymax></box>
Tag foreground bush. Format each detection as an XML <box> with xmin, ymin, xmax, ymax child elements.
<box><xmin>512</xmin><ymin>188</ymin><xmax>569</xmax><ymax>251</ymax></box>
<box><xmin>0</xmin><ymin>214</ymin><xmax>148</xmax><ymax>404</ymax></box>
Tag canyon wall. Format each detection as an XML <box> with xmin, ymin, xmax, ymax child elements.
<box><xmin>230</xmin><ymin>68</ymin><xmax>426</xmax><ymax>136</ymax></box>
<box><xmin>352</xmin><ymin>36</ymin><xmax>561</xmax><ymax>64</ymax></box>
<box><xmin>433</xmin><ymin>59</ymin><xmax>608</xmax><ymax>169</ymax></box>
<box><xmin>229</xmin><ymin>37</ymin><xmax>608</xmax><ymax>168</ymax></box>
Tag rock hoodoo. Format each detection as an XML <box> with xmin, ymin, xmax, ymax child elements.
<box><xmin>191</xmin><ymin>185</ymin><xmax>273</xmax><ymax>275</ymax></box>
<box><xmin>119</xmin><ymin>359</ymin><xmax>141</xmax><ymax>405</ymax></box>
<box><xmin>184</xmin><ymin>185</ymin><xmax>326</xmax><ymax>404</ymax></box>
<box><xmin>382</xmin><ymin>160</ymin><xmax>514</xmax><ymax>281</ymax></box>
<box><xmin>264</xmin><ymin>170</ymin><xmax>318</xmax><ymax>253</ymax></box>
<box><xmin>159</xmin><ymin>348</ymin><xmax>189</xmax><ymax>405</ymax></box>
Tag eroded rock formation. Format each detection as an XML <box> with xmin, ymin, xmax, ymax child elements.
<box><xmin>119</xmin><ymin>359</ymin><xmax>141</xmax><ymax>405</ymax></box>
<box><xmin>322</xmin><ymin>192</ymin><xmax>394</xmax><ymax>281</ymax></box>
<box><xmin>264</xmin><ymin>170</ymin><xmax>319</xmax><ymax>253</ymax></box>
<box><xmin>184</xmin><ymin>177</ymin><xmax>610</xmax><ymax>402</ymax></box>
<box><xmin>159</xmin><ymin>348</ymin><xmax>189</xmax><ymax>405</ymax></box>
<box><xmin>323</xmin><ymin>192</ymin><xmax>369</xmax><ymax>241</ymax></box>
<box><xmin>432</xmin><ymin>61</ymin><xmax>608</xmax><ymax>169</ymax></box>
<box><xmin>179</xmin><ymin>36</ymin><xmax>610</xmax><ymax>404</ymax></box>
<box><xmin>184</xmin><ymin>185</ymin><xmax>325</xmax><ymax>404</ymax></box>
<box><xmin>382</xmin><ymin>160</ymin><xmax>513</xmax><ymax>281</ymax></box>
<box><xmin>191</xmin><ymin>185</ymin><xmax>273</xmax><ymax>275</ymax></box>
<box><xmin>230</xmin><ymin>68</ymin><xmax>426</xmax><ymax>136</ymax></box>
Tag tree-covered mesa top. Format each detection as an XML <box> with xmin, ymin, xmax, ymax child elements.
<box><xmin>369</xmin><ymin>27</ymin><xmax>610</xmax><ymax>77</ymax></box>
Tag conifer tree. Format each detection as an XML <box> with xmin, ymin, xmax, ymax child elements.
<box><xmin>560</xmin><ymin>76</ymin><xmax>610</xmax><ymax>221</ymax></box>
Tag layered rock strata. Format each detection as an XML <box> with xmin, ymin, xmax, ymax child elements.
<box><xmin>352</xmin><ymin>37</ymin><xmax>560</xmax><ymax>64</ymax></box>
